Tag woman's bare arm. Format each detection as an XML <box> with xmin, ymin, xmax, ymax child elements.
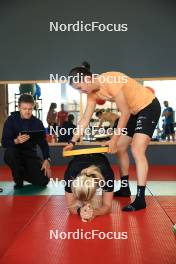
<box><xmin>114</xmin><ymin>89</ymin><xmax>130</xmax><ymax>133</ymax></box>
<box><xmin>65</xmin><ymin>192</ymin><xmax>80</xmax><ymax>215</ymax></box>
<box><xmin>93</xmin><ymin>191</ymin><xmax>113</xmax><ymax>216</ymax></box>
<box><xmin>104</xmin><ymin>89</ymin><xmax>130</xmax><ymax>152</ymax></box>
<box><xmin>71</xmin><ymin>94</ymin><xmax>97</xmax><ymax>143</ymax></box>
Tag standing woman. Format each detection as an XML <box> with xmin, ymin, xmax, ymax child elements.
<box><xmin>47</xmin><ymin>103</ymin><xmax>57</xmax><ymax>133</ymax></box>
<box><xmin>64</xmin><ymin>62</ymin><xmax>161</xmax><ymax>211</ymax></box>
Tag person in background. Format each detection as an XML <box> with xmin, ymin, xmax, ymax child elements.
<box><xmin>47</xmin><ymin>103</ymin><xmax>57</xmax><ymax>133</ymax></box>
<box><xmin>57</xmin><ymin>103</ymin><xmax>68</xmax><ymax>127</ymax></box>
<box><xmin>96</xmin><ymin>110</ymin><xmax>120</xmax><ymax>129</ymax></box>
<box><xmin>33</xmin><ymin>84</ymin><xmax>41</xmax><ymax>99</ymax></box>
<box><xmin>58</xmin><ymin>114</ymin><xmax>76</xmax><ymax>142</ymax></box>
<box><xmin>162</xmin><ymin>101</ymin><xmax>175</xmax><ymax>141</ymax></box>
<box><xmin>1</xmin><ymin>94</ymin><xmax>51</xmax><ymax>189</ymax></box>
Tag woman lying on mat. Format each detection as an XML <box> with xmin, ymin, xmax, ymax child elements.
<box><xmin>64</xmin><ymin>153</ymin><xmax>114</xmax><ymax>221</ymax></box>
<box><xmin>64</xmin><ymin>62</ymin><xmax>161</xmax><ymax>212</ymax></box>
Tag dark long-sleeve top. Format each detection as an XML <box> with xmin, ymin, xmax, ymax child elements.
<box><xmin>1</xmin><ymin>112</ymin><xmax>50</xmax><ymax>160</ymax></box>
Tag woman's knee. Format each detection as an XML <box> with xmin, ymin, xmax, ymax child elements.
<box><xmin>131</xmin><ymin>134</ymin><xmax>150</xmax><ymax>159</ymax></box>
<box><xmin>116</xmin><ymin>143</ymin><xmax>128</xmax><ymax>155</ymax></box>
<box><xmin>116</xmin><ymin>136</ymin><xmax>131</xmax><ymax>155</ymax></box>
<box><xmin>131</xmin><ymin>143</ymin><xmax>145</xmax><ymax>159</ymax></box>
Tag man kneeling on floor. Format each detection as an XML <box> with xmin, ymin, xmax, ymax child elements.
<box><xmin>1</xmin><ymin>94</ymin><xmax>51</xmax><ymax>189</ymax></box>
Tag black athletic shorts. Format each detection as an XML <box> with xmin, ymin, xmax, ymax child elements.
<box><xmin>126</xmin><ymin>97</ymin><xmax>161</xmax><ymax>138</ymax></box>
<box><xmin>164</xmin><ymin>123</ymin><xmax>175</xmax><ymax>135</ymax></box>
<box><xmin>64</xmin><ymin>153</ymin><xmax>114</xmax><ymax>193</ymax></box>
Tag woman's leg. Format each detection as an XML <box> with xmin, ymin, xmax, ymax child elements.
<box><xmin>131</xmin><ymin>133</ymin><xmax>150</xmax><ymax>185</ymax></box>
<box><xmin>122</xmin><ymin>133</ymin><xmax>150</xmax><ymax>211</ymax></box>
<box><xmin>114</xmin><ymin>135</ymin><xmax>132</xmax><ymax>197</ymax></box>
<box><xmin>122</xmin><ymin>98</ymin><xmax>161</xmax><ymax>211</ymax></box>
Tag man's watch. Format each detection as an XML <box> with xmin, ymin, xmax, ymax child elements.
<box><xmin>68</xmin><ymin>140</ymin><xmax>76</xmax><ymax>146</ymax></box>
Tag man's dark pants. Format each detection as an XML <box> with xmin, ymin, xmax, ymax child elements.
<box><xmin>4</xmin><ymin>147</ymin><xmax>49</xmax><ymax>186</ymax></box>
